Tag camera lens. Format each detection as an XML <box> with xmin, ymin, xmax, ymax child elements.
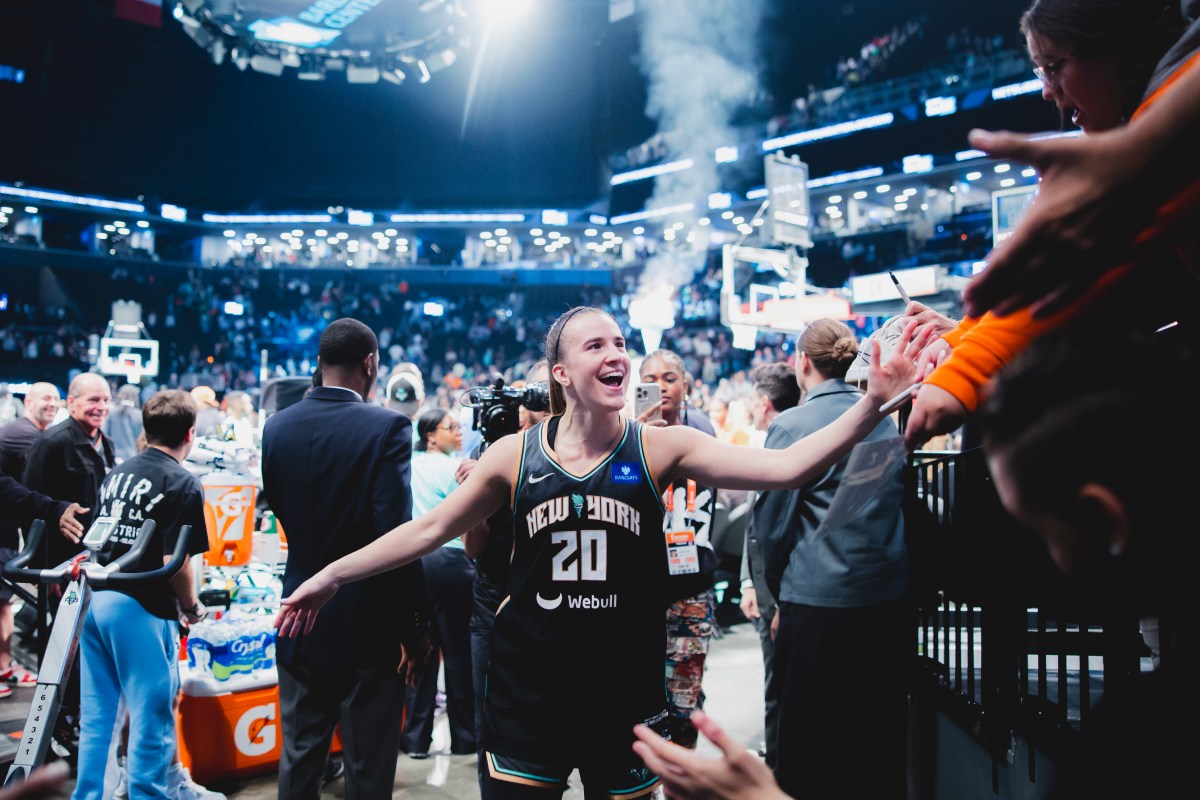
<box><xmin>482</xmin><ymin>403</ymin><xmax>519</xmax><ymax>441</ymax></box>
<box><xmin>523</xmin><ymin>382</ymin><xmax>550</xmax><ymax>412</ymax></box>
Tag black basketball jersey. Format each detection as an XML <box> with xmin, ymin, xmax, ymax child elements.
<box><xmin>483</xmin><ymin>417</ymin><xmax>671</xmax><ymax>764</ymax></box>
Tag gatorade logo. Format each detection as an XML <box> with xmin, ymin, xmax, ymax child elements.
<box><xmin>234</xmin><ymin>703</ymin><xmax>276</xmax><ymax>757</ymax></box>
<box><xmin>209</xmin><ymin>486</ymin><xmax>255</xmax><ymax>541</ymax></box>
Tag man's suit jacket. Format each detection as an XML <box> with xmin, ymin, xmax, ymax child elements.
<box><xmin>262</xmin><ymin>386</ymin><xmax>427</xmax><ymax>670</ymax></box>
<box><xmin>0</xmin><ymin>475</ymin><xmax>68</xmax><ymax>546</ymax></box>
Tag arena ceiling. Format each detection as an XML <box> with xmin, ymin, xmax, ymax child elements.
<box><xmin>1</xmin><ymin>0</ymin><xmax>1032</xmax><ymax>214</ymax></box>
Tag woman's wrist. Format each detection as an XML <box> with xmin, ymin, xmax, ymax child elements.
<box><xmin>320</xmin><ymin>564</ymin><xmax>343</xmax><ymax>589</ymax></box>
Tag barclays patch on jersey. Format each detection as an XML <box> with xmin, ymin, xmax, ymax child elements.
<box><xmin>611</xmin><ymin>461</ymin><xmax>642</xmax><ymax>484</ymax></box>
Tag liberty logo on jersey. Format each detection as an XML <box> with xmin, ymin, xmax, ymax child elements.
<box><xmin>611</xmin><ymin>461</ymin><xmax>641</xmax><ymax>484</ymax></box>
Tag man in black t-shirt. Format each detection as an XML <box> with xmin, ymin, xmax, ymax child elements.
<box><xmin>71</xmin><ymin>390</ymin><xmax>212</xmax><ymax>800</ymax></box>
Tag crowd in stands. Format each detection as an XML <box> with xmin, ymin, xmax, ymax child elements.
<box><xmin>0</xmin><ymin>255</ymin><xmax>807</xmax><ymax>425</ymax></box>
<box><xmin>832</xmin><ymin>18</ymin><xmax>927</xmax><ymax>89</ymax></box>
<box><xmin>619</xmin><ymin>20</ymin><xmax>1011</xmax><ymax>171</ymax></box>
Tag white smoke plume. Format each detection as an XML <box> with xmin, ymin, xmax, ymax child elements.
<box><xmin>635</xmin><ymin>0</ymin><xmax>767</xmax><ymax>300</ymax></box>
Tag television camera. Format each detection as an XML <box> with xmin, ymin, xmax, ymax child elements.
<box><xmin>463</xmin><ymin>378</ymin><xmax>551</xmax><ymax>448</ymax></box>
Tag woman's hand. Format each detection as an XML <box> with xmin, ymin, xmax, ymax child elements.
<box><xmin>0</xmin><ymin>762</ymin><xmax>70</xmax><ymax>800</ymax></box>
<box><xmin>864</xmin><ymin>324</ymin><xmax>918</xmax><ymax>409</ymax></box>
<box><xmin>455</xmin><ymin>458</ymin><xmax>478</xmax><ymax>485</ymax></box>
<box><xmin>632</xmin><ymin>711</ymin><xmax>791</xmax><ymax>800</ymax></box>
<box><xmin>274</xmin><ymin>570</ymin><xmax>340</xmax><ymax>638</ymax></box>
<box><xmin>636</xmin><ymin>400</ymin><xmax>668</xmax><ymax>428</ymax></box>
<box><xmin>914</xmin><ymin>337</ymin><xmax>951</xmax><ymax>381</ymax></box>
<box><xmin>903</xmin><ymin>301</ymin><xmax>958</xmax><ymax>339</ymax></box>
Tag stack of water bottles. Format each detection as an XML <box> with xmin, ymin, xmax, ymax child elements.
<box><xmin>182</xmin><ymin>611</ymin><xmax>279</xmax><ymax>695</ymax></box>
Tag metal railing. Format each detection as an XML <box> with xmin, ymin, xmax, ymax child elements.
<box><xmin>905</xmin><ymin>447</ymin><xmax>1152</xmax><ymax>768</ymax></box>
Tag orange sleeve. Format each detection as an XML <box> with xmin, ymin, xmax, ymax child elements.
<box><xmin>940</xmin><ymin>315</ymin><xmax>979</xmax><ymax>348</ymax></box>
<box><xmin>925</xmin><ymin>50</ymin><xmax>1200</xmax><ymax>413</ymax></box>
<box><xmin>925</xmin><ymin>309</ymin><xmax>1059</xmax><ymax>412</ymax></box>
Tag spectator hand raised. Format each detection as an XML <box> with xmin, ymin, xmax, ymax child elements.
<box><xmin>632</xmin><ymin>711</ymin><xmax>790</xmax><ymax>800</ymax></box>
<box><xmin>962</xmin><ymin>128</ymin><xmax>1148</xmax><ymax>319</ymax></box>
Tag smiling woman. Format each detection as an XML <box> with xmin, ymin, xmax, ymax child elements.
<box><xmin>274</xmin><ymin>304</ymin><xmax>918</xmax><ymax>798</ymax></box>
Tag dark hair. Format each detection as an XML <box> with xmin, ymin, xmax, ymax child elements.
<box><xmin>543</xmin><ymin>306</ymin><xmax>612</xmax><ymax>415</ymax></box>
<box><xmin>142</xmin><ymin>390</ymin><xmax>197</xmax><ymax>448</ymax></box>
<box><xmin>318</xmin><ymin>318</ymin><xmax>378</xmax><ymax>369</ymax></box>
<box><xmin>414</xmin><ymin>408</ymin><xmax>451</xmax><ymax>452</ymax></box>
<box><xmin>1021</xmin><ymin>0</ymin><xmax>1183</xmax><ymax>121</ymax></box>
<box><xmin>981</xmin><ymin>327</ymin><xmax>1192</xmax><ymax>532</ymax></box>
<box><xmin>640</xmin><ymin>348</ymin><xmax>697</xmax><ymax>424</ymax></box>
<box><xmin>749</xmin><ymin>362</ymin><xmax>801</xmax><ymax>413</ymax></box>
<box><xmin>798</xmin><ymin>318</ymin><xmax>859</xmax><ymax>379</ymax></box>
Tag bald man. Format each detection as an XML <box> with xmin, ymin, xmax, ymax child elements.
<box><xmin>0</xmin><ymin>381</ymin><xmax>78</xmax><ymax>691</ymax></box>
<box><xmin>0</xmin><ymin>383</ymin><xmax>60</xmax><ymax>481</ymax></box>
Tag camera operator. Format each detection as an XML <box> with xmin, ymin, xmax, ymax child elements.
<box><xmin>458</xmin><ymin>361</ymin><xmax>551</xmax><ymax>784</ymax></box>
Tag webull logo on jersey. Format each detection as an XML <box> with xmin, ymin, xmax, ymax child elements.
<box><xmin>525</xmin><ymin>494</ymin><xmax>642</xmax><ymax>538</ymax></box>
<box><xmin>611</xmin><ymin>461</ymin><xmax>641</xmax><ymax>484</ymax></box>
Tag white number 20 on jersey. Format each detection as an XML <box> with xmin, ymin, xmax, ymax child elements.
<box><xmin>550</xmin><ymin>530</ymin><xmax>608</xmax><ymax>581</ymax></box>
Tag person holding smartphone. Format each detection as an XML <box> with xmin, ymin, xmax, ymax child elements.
<box><xmin>637</xmin><ymin>349</ymin><xmax>718</xmax><ymax>750</ymax></box>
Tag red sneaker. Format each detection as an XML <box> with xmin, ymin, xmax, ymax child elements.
<box><xmin>0</xmin><ymin>664</ymin><xmax>37</xmax><ymax>687</ymax></box>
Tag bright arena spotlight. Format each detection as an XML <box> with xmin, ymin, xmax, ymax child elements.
<box><xmin>476</xmin><ymin>0</ymin><xmax>535</xmax><ymax>24</ymax></box>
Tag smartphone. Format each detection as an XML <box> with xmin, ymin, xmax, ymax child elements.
<box><xmin>634</xmin><ymin>383</ymin><xmax>662</xmax><ymax>421</ymax></box>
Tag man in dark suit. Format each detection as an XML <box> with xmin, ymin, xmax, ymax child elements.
<box><xmin>261</xmin><ymin>317</ymin><xmax>430</xmax><ymax>800</ymax></box>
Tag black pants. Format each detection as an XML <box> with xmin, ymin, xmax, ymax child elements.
<box><xmin>277</xmin><ymin>660</ymin><xmax>405</xmax><ymax>800</ymax></box>
<box><xmin>401</xmin><ymin>547</ymin><xmax>476</xmax><ymax>755</ymax></box>
<box><xmin>752</xmin><ymin>606</ymin><xmax>779</xmax><ymax>770</ymax></box>
<box><xmin>772</xmin><ymin>599</ymin><xmax>913</xmax><ymax>800</ymax></box>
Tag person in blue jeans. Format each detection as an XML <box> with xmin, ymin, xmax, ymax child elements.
<box><xmin>72</xmin><ymin>390</ymin><xmax>211</xmax><ymax>800</ymax></box>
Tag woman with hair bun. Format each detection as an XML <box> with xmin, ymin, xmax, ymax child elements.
<box><xmin>753</xmin><ymin>317</ymin><xmax>912</xmax><ymax>800</ymax></box>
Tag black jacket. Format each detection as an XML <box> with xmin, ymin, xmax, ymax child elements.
<box><xmin>0</xmin><ymin>475</ymin><xmax>68</xmax><ymax>548</ymax></box>
<box><xmin>262</xmin><ymin>386</ymin><xmax>428</xmax><ymax>669</ymax></box>
<box><xmin>22</xmin><ymin>418</ymin><xmax>115</xmax><ymax>568</ymax></box>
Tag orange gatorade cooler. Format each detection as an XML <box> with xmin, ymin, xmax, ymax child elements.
<box><xmin>202</xmin><ymin>470</ymin><xmax>258</xmax><ymax>567</ymax></box>
<box><xmin>177</xmin><ymin>684</ymin><xmax>282</xmax><ymax>784</ymax></box>
<box><xmin>177</xmin><ymin>673</ymin><xmax>342</xmax><ymax>784</ymax></box>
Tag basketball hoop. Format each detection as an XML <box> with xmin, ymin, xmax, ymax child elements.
<box><xmin>730</xmin><ymin>324</ymin><xmax>758</xmax><ymax>351</ymax></box>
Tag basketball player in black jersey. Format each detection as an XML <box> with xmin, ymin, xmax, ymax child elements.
<box><xmin>276</xmin><ymin>306</ymin><xmax>918</xmax><ymax>799</ymax></box>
